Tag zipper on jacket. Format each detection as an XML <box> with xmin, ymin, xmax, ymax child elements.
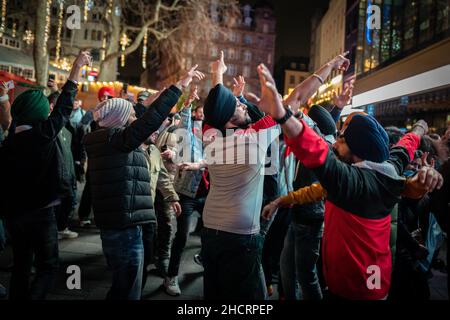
<box><xmin>130</xmin><ymin>167</ymin><xmax>138</xmax><ymax>219</ymax></box>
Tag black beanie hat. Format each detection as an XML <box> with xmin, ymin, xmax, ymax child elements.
<box><xmin>204</xmin><ymin>84</ymin><xmax>237</xmax><ymax>129</ymax></box>
<box><xmin>344</xmin><ymin>114</ymin><xmax>390</xmax><ymax>163</ymax></box>
<box><xmin>308</xmin><ymin>105</ymin><xmax>337</xmax><ymax>136</ymax></box>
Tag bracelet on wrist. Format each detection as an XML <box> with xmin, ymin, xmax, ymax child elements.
<box><xmin>312</xmin><ymin>74</ymin><xmax>324</xmax><ymax>85</ymax></box>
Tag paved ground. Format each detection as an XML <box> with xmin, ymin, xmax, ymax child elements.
<box><xmin>0</xmin><ymin>224</ymin><xmax>206</xmax><ymax>300</ymax></box>
<box><xmin>0</xmin><ymin>223</ymin><xmax>448</xmax><ymax>300</ymax></box>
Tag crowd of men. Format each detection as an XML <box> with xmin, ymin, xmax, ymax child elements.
<box><xmin>0</xmin><ymin>50</ymin><xmax>448</xmax><ymax>301</ymax></box>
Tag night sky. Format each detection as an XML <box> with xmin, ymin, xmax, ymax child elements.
<box><xmin>244</xmin><ymin>0</ymin><xmax>331</xmax><ymax>62</ymax></box>
<box><xmin>120</xmin><ymin>0</ymin><xmax>331</xmax><ymax>84</ymax></box>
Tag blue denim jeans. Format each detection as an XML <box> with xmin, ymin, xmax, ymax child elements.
<box><xmin>100</xmin><ymin>226</ymin><xmax>144</xmax><ymax>300</ymax></box>
<box><xmin>201</xmin><ymin>227</ymin><xmax>267</xmax><ymax>300</ymax></box>
<box><xmin>280</xmin><ymin>221</ymin><xmax>324</xmax><ymax>300</ymax></box>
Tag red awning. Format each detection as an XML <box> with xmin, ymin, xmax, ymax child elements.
<box><xmin>0</xmin><ymin>70</ymin><xmax>41</xmax><ymax>102</ymax></box>
<box><xmin>0</xmin><ymin>70</ymin><xmax>36</xmax><ymax>85</ymax></box>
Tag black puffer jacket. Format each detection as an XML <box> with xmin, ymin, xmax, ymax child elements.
<box><xmin>84</xmin><ymin>85</ymin><xmax>181</xmax><ymax>229</ymax></box>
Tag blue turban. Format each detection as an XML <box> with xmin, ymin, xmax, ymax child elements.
<box><xmin>344</xmin><ymin>114</ymin><xmax>389</xmax><ymax>163</ymax></box>
<box><xmin>204</xmin><ymin>84</ymin><xmax>237</xmax><ymax>129</ymax></box>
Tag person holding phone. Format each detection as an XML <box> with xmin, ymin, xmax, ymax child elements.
<box><xmin>0</xmin><ymin>51</ymin><xmax>92</xmax><ymax>300</ymax></box>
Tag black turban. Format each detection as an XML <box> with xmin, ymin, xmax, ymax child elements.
<box><xmin>204</xmin><ymin>84</ymin><xmax>237</xmax><ymax>129</ymax></box>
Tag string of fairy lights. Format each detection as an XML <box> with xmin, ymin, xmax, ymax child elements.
<box><xmin>84</xmin><ymin>0</ymin><xmax>89</xmax><ymax>22</ymax></box>
<box><xmin>55</xmin><ymin>0</ymin><xmax>64</xmax><ymax>62</ymax></box>
<box><xmin>0</xmin><ymin>0</ymin><xmax>6</xmax><ymax>37</ymax></box>
<box><xmin>120</xmin><ymin>32</ymin><xmax>130</xmax><ymax>67</ymax></box>
<box><xmin>2</xmin><ymin>0</ymin><xmax>151</xmax><ymax>79</ymax></box>
<box><xmin>43</xmin><ymin>0</ymin><xmax>52</xmax><ymax>55</ymax></box>
<box><xmin>142</xmin><ymin>28</ymin><xmax>148</xmax><ymax>69</ymax></box>
<box><xmin>105</xmin><ymin>0</ymin><xmax>113</xmax><ymax>20</ymax></box>
<box><xmin>101</xmin><ymin>31</ymin><xmax>107</xmax><ymax>61</ymax></box>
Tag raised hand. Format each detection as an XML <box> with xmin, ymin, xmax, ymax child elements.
<box><xmin>0</xmin><ymin>81</ymin><xmax>9</xmax><ymax>97</ymax></box>
<box><xmin>69</xmin><ymin>51</ymin><xmax>93</xmax><ymax>83</ymax></box>
<box><xmin>245</xmin><ymin>92</ymin><xmax>261</xmax><ymax>105</ymax></box>
<box><xmin>184</xmin><ymin>85</ymin><xmax>200</xmax><ymax>107</ymax></box>
<box><xmin>232</xmin><ymin>75</ymin><xmax>246</xmax><ymax>97</ymax></box>
<box><xmin>330</xmin><ymin>51</ymin><xmax>350</xmax><ymax>72</ymax></box>
<box><xmin>178</xmin><ymin>64</ymin><xmax>205</xmax><ymax>90</ymax></box>
<box><xmin>73</xmin><ymin>50</ymin><xmax>93</xmax><ymax>68</ymax></box>
<box><xmin>419</xmin><ymin>151</ymin><xmax>436</xmax><ymax>169</ymax></box>
<box><xmin>416</xmin><ymin>166</ymin><xmax>444</xmax><ymax>192</ymax></box>
<box><xmin>257</xmin><ymin>63</ymin><xmax>284</xmax><ymax>119</ymax></box>
<box><xmin>211</xmin><ymin>50</ymin><xmax>227</xmax><ymax>75</ymax></box>
<box><xmin>333</xmin><ymin>80</ymin><xmax>354</xmax><ymax>109</ymax></box>
<box><xmin>412</xmin><ymin>120</ymin><xmax>429</xmax><ymax>137</ymax></box>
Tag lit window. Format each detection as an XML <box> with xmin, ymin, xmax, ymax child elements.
<box><xmin>228</xmin><ymin>48</ymin><xmax>236</xmax><ymax>60</ymax></box>
<box><xmin>290</xmin><ymin>75</ymin><xmax>296</xmax><ymax>84</ymax></box>
<box><xmin>210</xmin><ymin>46</ymin><xmax>218</xmax><ymax>57</ymax></box>
<box><xmin>243</xmin><ymin>66</ymin><xmax>250</xmax><ymax>78</ymax></box>
<box><xmin>244</xmin><ymin>50</ymin><xmax>252</xmax><ymax>62</ymax></box>
<box><xmin>227</xmin><ymin>64</ymin><xmax>237</xmax><ymax>76</ymax></box>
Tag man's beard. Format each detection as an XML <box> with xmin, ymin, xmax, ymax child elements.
<box><xmin>236</xmin><ymin>115</ymin><xmax>252</xmax><ymax>129</ymax></box>
<box><xmin>333</xmin><ymin>147</ymin><xmax>352</xmax><ymax>164</ymax></box>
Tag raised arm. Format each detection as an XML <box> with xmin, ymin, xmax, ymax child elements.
<box><xmin>284</xmin><ymin>52</ymin><xmax>350</xmax><ymax>114</ymax></box>
<box><xmin>113</xmin><ymin>66</ymin><xmax>204</xmax><ymax>152</ymax></box>
<box><xmin>211</xmin><ymin>51</ymin><xmax>227</xmax><ymax>86</ymax></box>
<box><xmin>0</xmin><ymin>81</ymin><xmax>12</xmax><ymax>131</ymax></box>
<box><xmin>37</xmin><ymin>51</ymin><xmax>92</xmax><ymax>141</ymax></box>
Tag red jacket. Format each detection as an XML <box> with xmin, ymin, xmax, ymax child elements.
<box><xmin>286</xmin><ymin>121</ymin><xmax>420</xmax><ymax>299</ymax></box>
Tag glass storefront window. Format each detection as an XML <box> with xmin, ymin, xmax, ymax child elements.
<box><xmin>436</xmin><ymin>0</ymin><xmax>450</xmax><ymax>34</ymax></box>
<box><xmin>381</xmin><ymin>0</ymin><xmax>393</xmax><ymax>62</ymax></box>
<box><xmin>419</xmin><ymin>0</ymin><xmax>435</xmax><ymax>43</ymax></box>
<box><xmin>356</xmin><ymin>0</ymin><xmax>447</xmax><ymax>78</ymax></box>
<box><xmin>403</xmin><ymin>1</ymin><xmax>419</xmax><ymax>51</ymax></box>
<box><xmin>356</xmin><ymin>0</ymin><xmax>367</xmax><ymax>75</ymax></box>
<box><xmin>391</xmin><ymin>0</ymin><xmax>404</xmax><ymax>57</ymax></box>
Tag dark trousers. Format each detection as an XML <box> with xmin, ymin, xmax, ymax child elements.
<box><xmin>5</xmin><ymin>207</ymin><xmax>59</xmax><ymax>300</ymax></box>
<box><xmin>168</xmin><ymin>194</ymin><xmax>205</xmax><ymax>277</ymax></box>
<box><xmin>141</xmin><ymin>223</ymin><xmax>156</xmax><ymax>290</ymax></box>
<box><xmin>154</xmin><ymin>191</ymin><xmax>173</xmax><ymax>262</ymax></box>
<box><xmin>78</xmin><ymin>173</ymin><xmax>92</xmax><ymax>221</ymax></box>
<box><xmin>55</xmin><ymin>196</ymin><xmax>75</xmax><ymax>231</ymax></box>
<box><xmin>389</xmin><ymin>249</ymin><xmax>430</xmax><ymax>301</ymax></box>
<box><xmin>261</xmin><ymin>207</ymin><xmax>291</xmax><ymax>286</ymax></box>
<box><xmin>202</xmin><ymin>227</ymin><xmax>267</xmax><ymax>300</ymax></box>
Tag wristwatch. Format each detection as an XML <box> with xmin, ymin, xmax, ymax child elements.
<box><xmin>274</xmin><ymin>105</ymin><xmax>293</xmax><ymax>125</ymax></box>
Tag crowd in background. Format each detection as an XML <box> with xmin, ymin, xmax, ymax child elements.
<box><xmin>0</xmin><ymin>50</ymin><xmax>448</xmax><ymax>301</ymax></box>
